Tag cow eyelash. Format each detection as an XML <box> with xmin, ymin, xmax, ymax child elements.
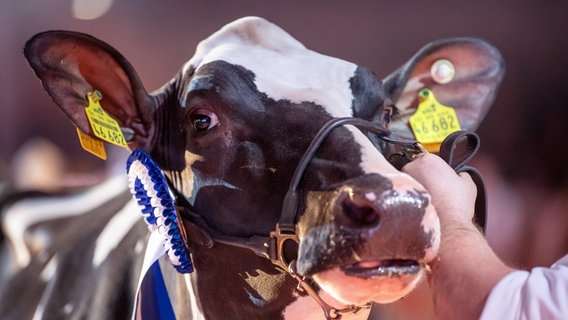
<box><xmin>383</xmin><ymin>105</ymin><xmax>397</xmax><ymax>124</ymax></box>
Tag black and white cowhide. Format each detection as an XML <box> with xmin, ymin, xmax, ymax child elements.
<box><xmin>2</xmin><ymin>16</ymin><xmax>503</xmax><ymax>319</ymax></box>
<box><xmin>0</xmin><ymin>176</ymin><xmax>147</xmax><ymax>319</ymax></box>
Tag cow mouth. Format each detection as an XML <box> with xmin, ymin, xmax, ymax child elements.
<box><xmin>340</xmin><ymin>259</ymin><xmax>420</xmax><ymax>279</ymax></box>
<box><xmin>312</xmin><ymin>259</ymin><xmax>426</xmax><ymax>305</ymax></box>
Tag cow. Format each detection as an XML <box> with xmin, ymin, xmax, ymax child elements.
<box><xmin>0</xmin><ymin>174</ymin><xmax>146</xmax><ymax>320</ymax></box>
<box><xmin>2</xmin><ymin>16</ymin><xmax>503</xmax><ymax>319</ymax></box>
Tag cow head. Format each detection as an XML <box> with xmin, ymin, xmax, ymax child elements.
<box><xmin>24</xmin><ymin>17</ymin><xmax>503</xmax><ymax>315</ymax></box>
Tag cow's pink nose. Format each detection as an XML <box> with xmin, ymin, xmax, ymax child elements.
<box><xmin>331</xmin><ymin>174</ymin><xmax>430</xmax><ymax>231</ymax></box>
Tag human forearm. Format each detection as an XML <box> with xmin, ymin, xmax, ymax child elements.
<box><xmin>429</xmin><ymin>218</ymin><xmax>515</xmax><ymax>320</ymax></box>
<box><xmin>402</xmin><ymin>154</ymin><xmax>515</xmax><ymax>319</ymax></box>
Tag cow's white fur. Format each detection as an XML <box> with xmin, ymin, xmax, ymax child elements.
<box><xmin>185</xmin><ymin>17</ymin><xmax>356</xmax><ymax>118</ymax></box>
<box><xmin>183</xmin><ymin>17</ymin><xmax>422</xmax><ymax>192</ymax></box>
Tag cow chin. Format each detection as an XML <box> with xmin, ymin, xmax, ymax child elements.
<box><xmin>313</xmin><ymin>266</ymin><xmax>424</xmax><ymax>305</ymax></box>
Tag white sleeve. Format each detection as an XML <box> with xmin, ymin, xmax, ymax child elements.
<box><xmin>480</xmin><ymin>254</ymin><xmax>568</xmax><ymax>320</ymax></box>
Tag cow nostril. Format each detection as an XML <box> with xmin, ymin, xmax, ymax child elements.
<box><xmin>341</xmin><ymin>199</ymin><xmax>380</xmax><ymax>225</ymax></box>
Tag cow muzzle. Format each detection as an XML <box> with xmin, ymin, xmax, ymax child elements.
<box><xmin>295</xmin><ymin>173</ymin><xmax>440</xmax><ymax>304</ymax></box>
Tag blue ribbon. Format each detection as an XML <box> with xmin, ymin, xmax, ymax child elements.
<box><xmin>138</xmin><ymin>262</ymin><xmax>176</xmax><ymax>320</ymax></box>
<box><xmin>126</xmin><ymin>149</ymin><xmax>193</xmax><ymax>273</ymax></box>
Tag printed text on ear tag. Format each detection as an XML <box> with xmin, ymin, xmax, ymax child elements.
<box><xmin>409</xmin><ymin>88</ymin><xmax>461</xmax><ymax>152</ymax></box>
<box><xmin>84</xmin><ymin>90</ymin><xmax>127</xmax><ymax>147</ymax></box>
<box><xmin>76</xmin><ymin>127</ymin><xmax>107</xmax><ymax>160</ymax></box>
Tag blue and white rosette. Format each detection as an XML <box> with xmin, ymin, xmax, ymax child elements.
<box><xmin>126</xmin><ymin>149</ymin><xmax>193</xmax><ymax>273</ymax></box>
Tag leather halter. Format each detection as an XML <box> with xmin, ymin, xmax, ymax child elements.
<box><xmin>168</xmin><ymin>117</ymin><xmax>486</xmax><ymax>319</ymax></box>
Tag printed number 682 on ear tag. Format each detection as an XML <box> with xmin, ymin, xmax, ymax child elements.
<box><xmin>409</xmin><ymin>88</ymin><xmax>461</xmax><ymax>152</ymax></box>
<box><xmin>84</xmin><ymin>90</ymin><xmax>128</xmax><ymax>147</ymax></box>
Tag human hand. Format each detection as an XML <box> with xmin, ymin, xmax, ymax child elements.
<box><xmin>403</xmin><ymin>153</ymin><xmax>515</xmax><ymax>320</ymax></box>
<box><xmin>402</xmin><ymin>153</ymin><xmax>477</xmax><ymax>228</ymax></box>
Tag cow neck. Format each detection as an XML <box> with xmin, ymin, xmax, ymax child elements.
<box><xmin>169</xmin><ymin>117</ymin><xmax>427</xmax><ymax>320</ymax></box>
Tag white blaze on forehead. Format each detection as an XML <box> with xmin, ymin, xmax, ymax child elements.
<box><xmin>187</xmin><ymin>16</ymin><xmax>400</xmax><ymax>180</ymax></box>
<box><xmin>184</xmin><ymin>16</ymin><xmax>357</xmax><ymax>118</ymax></box>
<box><xmin>184</xmin><ymin>17</ymin><xmax>430</xmax><ymax>193</ymax></box>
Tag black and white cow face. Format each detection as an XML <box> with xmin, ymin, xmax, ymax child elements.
<box><xmin>24</xmin><ymin>16</ymin><xmax>503</xmax><ymax>313</ymax></box>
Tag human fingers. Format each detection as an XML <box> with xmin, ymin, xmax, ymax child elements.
<box><xmin>402</xmin><ymin>153</ymin><xmax>477</xmax><ymax>223</ymax></box>
<box><xmin>401</xmin><ymin>153</ymin><xmax>456</xmax><ymax>190</ymax></box>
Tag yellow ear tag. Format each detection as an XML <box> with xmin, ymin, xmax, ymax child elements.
<box><xmin>84</xmin><ymin>90</ymin><xmax>128</xmax><ymax>147</ymax></box>
<box><xmin>409</xmin><ymin>88</ymin><xmax>461</xmax><ymax>152</ymax></box>
<box><xmin>76</xmin><ymin>127</ymin><xmax>107</xmax><ymax>160</ymax></box>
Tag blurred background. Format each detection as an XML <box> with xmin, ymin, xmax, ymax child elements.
<box><xmin>1</xmin><ymin>0</ymin><xmax>567</xmax><ymax>319</ymax></box>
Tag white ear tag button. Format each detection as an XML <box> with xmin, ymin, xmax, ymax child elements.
<box><xmin>431</xmin><ymin>59</ymin><xmax>455</xmax><ymax>84</ymax></box>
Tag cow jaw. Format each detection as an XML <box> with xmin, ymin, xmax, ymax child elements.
<box><xmin>313</xmin><ymin>265</ymin><xmax>424</xmax><ymax>305</ymax></box>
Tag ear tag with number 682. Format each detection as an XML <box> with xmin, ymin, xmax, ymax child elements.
<box><xmin>77</xmin><ymin>90</ymin><xmax>128</xmax><ymax>159</ymax></box>
<box><xmin>84</xmin><ymin>90</ymin><xmax>127</xmax><ymax>148</ymax></box>
<box><xmin>409</xmin><ymin>88</ymin><xmax>461</xmax><ymax>152</ymax></box>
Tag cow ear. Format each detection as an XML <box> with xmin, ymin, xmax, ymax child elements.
<box><xmin>383</xmin><ymin>38</ymin><xmax>504</xmax><ymax>140</ymax></box>
<box><xmin>24</xmin><ymin>31</ymin><xmax>158</xmax><ymax>151</ymax></box>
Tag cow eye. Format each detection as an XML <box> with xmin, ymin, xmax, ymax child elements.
<box><xmin>383</xmin><ymin>105</ymin><xmax>395</xmax><ymax>125</ymax></box>
<box><xmin>190</xmin><ymin>109</ymin><xmax>219</xmax><ymax>133</ymax></box>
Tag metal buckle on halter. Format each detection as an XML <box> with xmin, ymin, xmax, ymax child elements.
<box><xmin>402</xmin><ymin>142</ymin><xmax>428</xmax><ymax>158</ymax></box>
<box><xmin>269</xmin><ymin>224</ymin><xmax>372</xmax><ymax>320</ymax></box>
<box><xmin>269</xmin><ymin>223</ymin><xmax>300</xmax><ymax>271</ymax></box>
<box><xmin>386</xmin><ymin>141</ymin><xmax>428</xmax><ymax>170</ymax></box>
